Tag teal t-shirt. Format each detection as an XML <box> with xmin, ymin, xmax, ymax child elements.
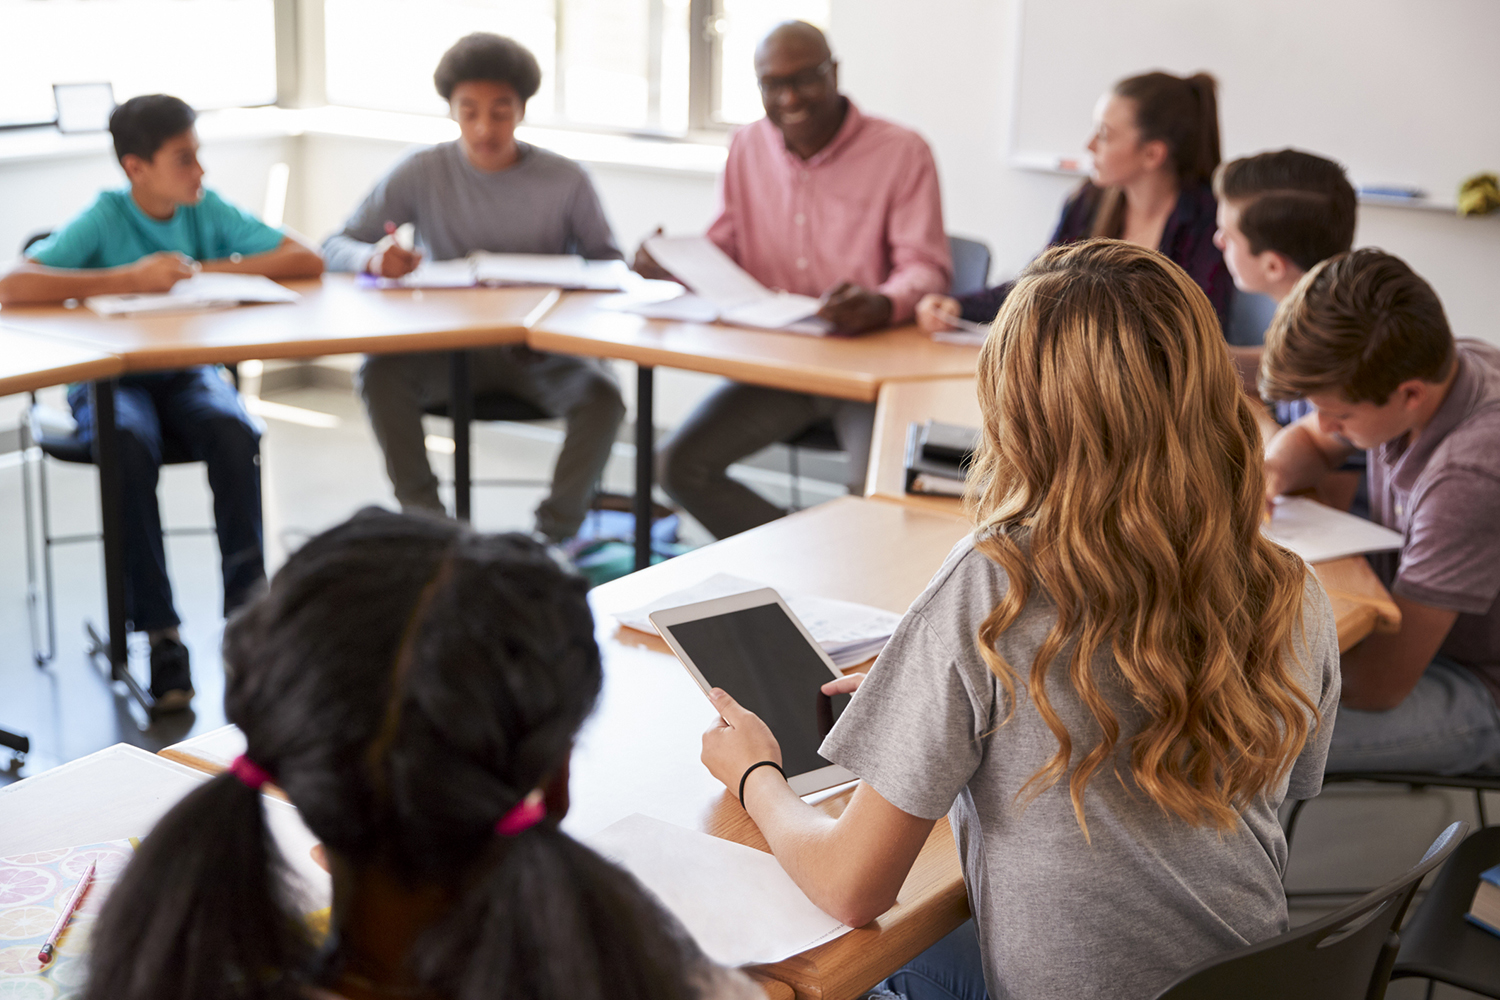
<box><xmin>27</xmin><ymin>188</ymin><xmax>284</xmax><ymax>270</ymax></box>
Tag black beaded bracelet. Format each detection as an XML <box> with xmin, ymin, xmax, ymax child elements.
<box><xmin>738</xmin><ymin>760</ymin><xmax>787</xmax><ymax>809</ymax></box>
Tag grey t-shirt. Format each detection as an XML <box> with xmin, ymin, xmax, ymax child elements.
<box><xmin>1366</xmin><ymin>340</ymin><xmax>1500</xmax><ymax>704</ymax></box>
<box><xmin>322</xmin><ymin>139</ymin><xmax>622</xmax><ymax>271</ymax></box>
<box><xmin>821</xmin><ymin>535</ymin><xmax>1341</xmax><ymax>1000</ymax></box>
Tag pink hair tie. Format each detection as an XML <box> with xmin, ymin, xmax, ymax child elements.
<box><xmin>229</xmin><ymin>754</ymin><xmax>274</xmax><ymax>791</ymax></box>
<box><xmin>495</xmin><ymin>789</ymin><xmax>547</xmax><ymax>837</ymax></box>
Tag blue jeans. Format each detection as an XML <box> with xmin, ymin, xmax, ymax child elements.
<box><xmin>68</xmin><ymin>367</ymin><xmax>264</xmax><ymax>633</ymax></box>
<box><xmin>1326</xmin><ymin>655</ymin><xmax>1500</xmax><ymax>774</ymax></box>
<box><xmin>868</xmin><ymin>919</ymin><xmax>988</xmax><ymax>1000</ymax></box>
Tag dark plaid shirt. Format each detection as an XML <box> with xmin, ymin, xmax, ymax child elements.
<box><xmin>958</xmin><ymin>180</ymin><xmax>1232</xmax><ymax>330</ymax></box>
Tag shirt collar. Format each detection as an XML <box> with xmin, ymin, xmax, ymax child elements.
<box><xmin>1383</xmin><ymin>349</ymin><xmax>1476</xmax><ymax>492</ymax></box>
<box><xmin>780</xmin><ymin>98</ymin><xmax>864</xmax><ymax>169</ymax></box>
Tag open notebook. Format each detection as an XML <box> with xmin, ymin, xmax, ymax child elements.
<box><xmin>84</xmin><ymin>273</ymin><xmax>300</xmax><ymax>317</ymax></box>
<box><xmin>616</xmin><ymin>235</ymin><xmax>830</xmax><ymax>334</ymax></box>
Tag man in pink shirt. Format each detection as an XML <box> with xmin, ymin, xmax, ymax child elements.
<box><xmin>644</xmin><ymin>21</ymin><xmax>951</xmax><ymax>538</ymax></box>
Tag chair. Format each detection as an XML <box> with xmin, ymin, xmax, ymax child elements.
<box><xmin>1150</xmin><ymin>821</ymin><xmax>1468</xmax><ymax>1000</ymax></box>
<box><xmin>783</xmin><ymin>235</ymin><xmax>993</xmax><ymax>510</ymax></box>
<box><xmin>20</xmin><ymin>398</ymin><xmax>219</xmax><ymax>666</ymax></box>
<box><xmin>1390</xmin><ymin>825</ymin><xmax>1500</xmax><ymax>998</ymax></box>
<box><xmin>1224</xmin><ymin>287</ymin><xmax>1278</xmax><ymax>346</ymax></box>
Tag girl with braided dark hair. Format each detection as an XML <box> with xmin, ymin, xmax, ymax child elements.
<box><xmin>83</xmin><ymin>507</ymin><xmax>759</xmax><ymax>1000</ymax></box>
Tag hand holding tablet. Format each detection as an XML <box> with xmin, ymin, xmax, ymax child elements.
<box><xmin>649</xmin><ymin>588</ymin><xmax>858</xmax><ymax>796</ymax></box>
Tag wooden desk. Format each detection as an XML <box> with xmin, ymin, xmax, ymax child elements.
<box><xmin>164</xmin><ymin>497</ymin><xmax>974</xmax><ymax>1000</ymax></box>
<box><xmin>3</xmin><ymin>277</ymin><xmax>558</xmax><ymax>700</ymax></box>
<box><xmin>0</xmin><ymin>326</ymin><xmax>122</xmax><ymax>397</ymax></box>
<box><xmin>864</xmin><ymin>377</ymin><xmax>1402</xmax><ymax>651</ymax></box>
<box><xmin>530</xmin><ymin>292</ymin><xmax>980</xmax><ymax>570</ymax></box>
<box><xmin>0</xmin><ymin>744</ymin><xmax>328</xmax><ymax>908</ymax></box>
<box><xmin>0</xmin><ymin>275</ymin><xmax>555</xmax><ymax>371</ymax></box>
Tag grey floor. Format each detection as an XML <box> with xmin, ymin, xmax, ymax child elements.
<box><xmin>0</xmin><ymin>365</ymin><xmax>1490</xmax><ymax>997</ymax></box>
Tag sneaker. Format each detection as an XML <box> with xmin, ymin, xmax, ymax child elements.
<box><xmin>149</xmin><ymin>637</ymin><xmax>195</xmax><ymax>712</ymax></box>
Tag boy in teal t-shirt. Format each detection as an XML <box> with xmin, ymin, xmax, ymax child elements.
<box><xmin>0</xmin><ymin>94</ymin><xmax>323</xmax><ymax>710</ymax></box>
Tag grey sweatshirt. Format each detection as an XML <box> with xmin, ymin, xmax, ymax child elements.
<box><xmin>322</xmin><ymin>140</ymin><xmax>622</xmax><ymax>271</ymax></box>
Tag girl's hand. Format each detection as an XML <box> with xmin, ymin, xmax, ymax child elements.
<box><xmin>821</xmin><ymin>672</ymin><xmax>866</xmax><ymax>696</ymax></box>
<box><xmin>701</xmin><ymin>688</ymin><xmax>783</xmax><ymax>792</ymax></box>
<box><xmin>915</xmin><ymin>293</ymin><xmax>962</xmax><ymax>334</ymax></box>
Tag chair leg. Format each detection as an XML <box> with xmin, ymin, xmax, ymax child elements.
<box><xmin>38</xmin><ymin>440</ymin><xmax>59</xmax><ymax>666</ymax></box>
<box><xmin>20</xmin><ymin>410</ymin><xmax>45</xmax><ymax>666</ymax></box>
<box><xmin>788</xmin><ymin>445</ymin><xmax>802</xmax><ymax>512</ymax></box>
<box><xmin>1477</xmin><ymin>788</ymin><xmax>1489</xmax><ymax>828</ymax></box>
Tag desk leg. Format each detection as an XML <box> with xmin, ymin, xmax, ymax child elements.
<box><xmin>450</xmin><ymin>350</ymin><xmax>473</xmax><ymax>523</ymax></box>
<box><xmin>89</xmin><ymin>378</ymin><xmax>152</xmax><ymax>714</ymax></box>
<box><xmin>634</xmin><ymin>365</ymin><xmax>654</xmax><ymax>573</ymax></box>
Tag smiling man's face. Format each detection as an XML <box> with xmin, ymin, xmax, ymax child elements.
<box><xmin>755</xmin><ymin>29</ymin><xmax>842</xmax><ymax>158</ymax></box>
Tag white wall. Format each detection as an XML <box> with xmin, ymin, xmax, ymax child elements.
<box><xmin>830</xmin><ymin>0</ymin><xmax>1500</xmax><ymax>343</ymax></box>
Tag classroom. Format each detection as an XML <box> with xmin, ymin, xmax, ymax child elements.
<box><xmin>1</xmin><ymin>0</ymin><xmax>1499</xmax><ymax>997</ymax></box>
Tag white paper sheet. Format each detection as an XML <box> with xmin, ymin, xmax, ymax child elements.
<box><xmin>722</xmin><ymin>293</ymin><xmax>824</xmax><ymax>330</ymax></box>
<box><xmin>84</xmin><ymin>273</ymin><xmax>300</xmax><ymax>316</ymax></box>
<box><xmin>470</xmin><ymin>252</ymin><xmax>634</xmax><ymax>290</ymax></box>
<box><xmin>615</xmin><ymin>292</ymin><xmax>724</xmax><ymax>323</ymax></box>
<box><xmin>1262</xmin><ymin>496</ymin><xmax>1405</xmax><ymax>563</ymax></box>
<box><xmin>644</xmin><ymin>235</ymin><xmax>771</xmax><ymax>307</ymax></box>
<box><xmin>614</xmin><ymin>572</ymin><xmax>903</xmax><ymax>668</ymax></box>
<box><xmin>586</xmin><ymin>814</ymin><xmax>852</xmax><ymax>966</ymax></box>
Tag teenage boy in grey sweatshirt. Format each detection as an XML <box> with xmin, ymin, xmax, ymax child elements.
<box><xmin>323</xmin><ymin>33</ymin><xmax>624</xmax><ymax>541</ymax></box>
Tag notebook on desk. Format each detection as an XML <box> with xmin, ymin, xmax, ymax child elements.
<box><xmin>904</xmin><ymin>420</ymin><xmax>979</xmax><ymax>497</ymax></box>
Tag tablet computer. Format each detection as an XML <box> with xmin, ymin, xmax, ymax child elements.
<box><xmin>650</xmin><ymin>588</ymin><xmax>856</xmax><ymax>795</ymax></box>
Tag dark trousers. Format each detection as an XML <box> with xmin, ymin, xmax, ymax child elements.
<box><xmin>68</xmin><ymin>367</ymin><xmax>265</xmax><ymax>633</ymax></box>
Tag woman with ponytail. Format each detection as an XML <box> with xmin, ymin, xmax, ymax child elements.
<box><xmin>702</xmin><ymin>240</ymin><xmax>1341</xmax><ymax>1000</ymax></box>
<box><xmin>919</xmin><ymin>71</ymin><xmax>1233</xmax><ymax>334</ymax></box>
<box><xmin>83</xmin><ymin>509</ymin><xmax>760</xmax><ymax>1000</ymax></box>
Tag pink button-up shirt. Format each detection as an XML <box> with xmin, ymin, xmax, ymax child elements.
<box><xmin>706</xmin><ymin>101</ymin><xmax>951</xmax><ymax>324</ymax></box>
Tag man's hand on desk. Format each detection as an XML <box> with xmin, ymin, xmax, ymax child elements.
<box><xmin>915</xmin><ymin>293</ymin><xmax>962</xmax><ymax>334</ymax></box>
<box><xmin>817</xmin><ymin>282</ymin><xmax>892</xmax><ymax>334</ymax></box>
<box><xmin>128</xmin><ymin>251</ymin><xmax>197</xmax><ymax>293</ymax></box>
<box><xmin>632</xmin><ymin>226</ymin><xmax>678</xmax><ymax>281</ymax></box>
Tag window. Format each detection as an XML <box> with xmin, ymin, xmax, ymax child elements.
<box><xmin>0</xmin><ymin>0</ymin><xmax>277</xmax><ymax>129</ymax></box>
<box><xmin>323</xmin><ymin>0</ymin><xmax>827</xmax><ymax>135</ymax></box>
<box><xmin>704</xmin><ymin>0</ymin><xmax>829</xmax><ymax>126</ymax></box>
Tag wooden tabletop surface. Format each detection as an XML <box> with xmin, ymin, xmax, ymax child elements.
<box><xmin>0</xmin><ymin>325</ymin><xmax>123</xmax><ymax>396</ymax></box>
<box><xmin>0</xmin><ymin>275</ymin><xmax>558</xmax><ymax>372</ymax></box>
<box><xmin>528</xmin><ymin>292</ymin><xmax>980</xmax><ymax>403</ymax></box>
<box><xmin>865</xmin><ymin>376</ymin><xmax>1401</xmax><ymax>651</ymax></box>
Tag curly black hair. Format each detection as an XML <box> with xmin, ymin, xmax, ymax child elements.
<box><xmin>434</xmin><ymin>33</ymin><xmax>542</xmax><ymax>102</ymax></box>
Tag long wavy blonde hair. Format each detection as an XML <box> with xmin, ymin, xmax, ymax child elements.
<box><xmin>966</xmin><ymin>239</ymin><xmax>1312</xmax><ymax>835</ymax></box>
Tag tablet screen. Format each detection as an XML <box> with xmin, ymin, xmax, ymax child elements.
<box><xmin>664</xmin><ymin>602</ymin><xmax>849</xmax><ymax>778</ymax></box>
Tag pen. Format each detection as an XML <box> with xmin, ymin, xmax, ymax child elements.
<box><xmin>37</xmin><ymin>860</ymin><xmax>95</xmax><ymax>966</ymax></box>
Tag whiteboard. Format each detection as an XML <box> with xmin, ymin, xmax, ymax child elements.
<box><xmin>1009</xmin><ymin>0</ymin><xmax>1500</xmax><ymax>208</ymax></box>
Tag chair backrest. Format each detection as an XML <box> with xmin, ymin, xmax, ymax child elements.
<box><xmin>948</xmin><ymin>235</ymin><xmax>992</xmax><ymax>298</ymax></box>
<box><xmin>1152</xmin><ymin>821</ymin><xmax>1469</xmax><ymax>1000</ymax></box>
<box><xmin>1224</xmin><ymin>286</ymin><xmax>1279</xmax><ymax>346</ymax></box>
<box><xmin>21</xmin><ymin>230</ymin><xmax>53</xmax><ymax>256</ymax></box>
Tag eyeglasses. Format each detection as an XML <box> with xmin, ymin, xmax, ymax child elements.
<box><xmin>757</xmin><ymin>59</ymin><xmax>834</xmax><ymax>97</ymax></box>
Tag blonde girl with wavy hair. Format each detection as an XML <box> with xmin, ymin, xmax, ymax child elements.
<box><xmin>700</xmin><ymin>239</ymin><xmax>1341</xmax><ymax>1000</ymax></box>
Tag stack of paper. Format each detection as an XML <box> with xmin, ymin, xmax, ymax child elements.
<box><xmin>614</xmin><ymin>572</ymin><xmax>903</xmax><ymax>668</ymax></box>
<box><xmin>374</xmin><ymin>258</ymin><xmax>479</xmax><ymax>289</ymax></box>
<box><xmin>586</xmin><ymin>814</ymin><xmax>852</xmax><ymax>966</ymax></box>
<box><xmin>617</xmin><ymin>235</ymin><xmax>829</xmax><ymax>335</ymax></box>
<box><xmin>84</xmin><ymin>273</ymin><xmax>300</xmax><ymax>317</ymax></box>
<box><xmin>1263</xmin><ymin>496</ymin><xmax>1405</xmax><ymax>562</ymax></box>
<box><xmin>470</xmin><ymin>253</ymin><xmax>634</xmax><ymax>290</ymax></box>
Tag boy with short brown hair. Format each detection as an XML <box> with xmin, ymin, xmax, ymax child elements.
<box><xmin>1262</xmin><ymin>247</ymin><xmax>1500</xmax><ymax>773</ymax></box>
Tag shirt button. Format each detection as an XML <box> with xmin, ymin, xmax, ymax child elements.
<box><xmin>795</xmin><ymin>213</ymin><xmax>806</xmax><ymax>225</ymax></box>
<box><xmin>796</xmin><ymin>257</ymin><xmax>809</xmax><ymax>270</ymax></box>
